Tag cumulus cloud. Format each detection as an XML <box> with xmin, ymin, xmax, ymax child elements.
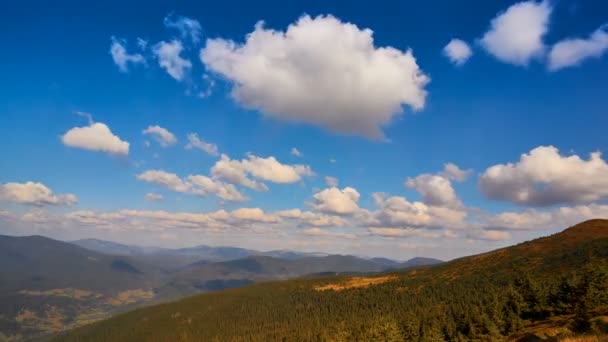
<box><xmin>367</xmin><ymin>193</ymin><xmax>467</xmax><ymax>229</ymax></box>
<box><xmin>443</xmin><ymin>39</ymin><xmax>473</xmax><ymax>65</ymax></box>
<box><xmin>144</xmin><ymin>192</ymin><xmax>163</xmax><ymax>201</ymax></box>
<box><xmin>0</xmin><ymin>181</ymin><xmax>77</xmax><ymax>206</ymax></box>
<box><xmin>484</xmin><ymin>204</ymin><xmax>608</xmax><ymax>230</ymax></box>
<box><xmin>479</xmin><ymin>146</ymin><xmax>608</xmax><ymax>206</ymax></box>
<box><xmin>325</xmin><ymin>176</ymin><xmax>339</xmax><ymax>187</ymax></box>
<box><xmin>231</xmin><ymin>207</ymin><xmax>278</xmax><ymax>223</ymax></box>
<box><xmin>548</xmin><ymin>24</ymin><xmax>608</xmax><ymax>71</ymax></box>
<box><xmin>137</xmin><ymin>170</ymin><xmax>246</xmax><ymax>201</ymax></box>
<box><xmin>185</xmin><ymin>133</ymin><xmax>218</xmax><ymax>156</ymax></box>
<box><xmin>187</xmin><ymin>175</ymin><xmax>247</xmax><ymax>202</ymax></box>
<box><xmin>61</xmin><ymin>207</ymin><xmax>280</xmax><ymax>231</ymax></box>
<box><xmin>164</xmin><ymin>14</ymin><xmax>202</xmax><ymax>44</ymax></box>
<box><xmin>312</xmin><ymin>186</ymin><xmax>360</xmax><ymax>215</ymax></box>
<box><xmin>143</xmin><ymin>125</ymin><xmax>177</xmax><ymax>146</ymax></box>
<box><xmin>153</xmin><ymin>40</ymin><xmax>192</xmax><ymax>81</ymax></box>
<box><xmin>110</xmin><ymin>37</ymin><xmax>145</xmax><ymax>72</ymax></box>
<box><xmin>291</xmin><ymin>147</ymin><xmax>302</xmax><ymax>157</ymax></box>
<box><xmin>441</xmin><ymin>163</ymin><xmax>473</xmax><ymax>182</ymax></box>
<box><xmin>211</xmin><ymin>153</ymin><xmax>313</xmax><ymax>190</ymax></box>
<box><xmin>480</xmin><ymin>1</ymin><xmax>551</xmax><ymax>66</ymax></box>
<box><xmin>200</xmin><ymin>14</ymin><xmax>429</xmax><ymax>139</ymax></box>
<box><xmin>61</xmin><ymin>122</ymin><xmax>129</xmax><ymax>156</ymax></box>
<box><xmin>277</xmin><ymin>209</ymin><xmax>349</xmax><ymax>227</ymax></box>
<box><xmin>405</xmin><ymin>174</ymin><xmax>462</xmax><ymax>209</ymax></box>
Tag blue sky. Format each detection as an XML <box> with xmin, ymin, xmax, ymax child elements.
<box><xmin>1</xmin><ymin>0</ymin><xmax>607</xmax><ymax>260</ymax></box>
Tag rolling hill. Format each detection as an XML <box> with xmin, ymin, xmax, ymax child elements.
<box><xmin>53</xmin><ymin>219</ymin><xmax>608</xmax><ymax>341</ymax></box>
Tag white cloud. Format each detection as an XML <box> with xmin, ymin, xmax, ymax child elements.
<box><xmin>211</xmin><ymin>153</ymin><xmax>313</xmax><ymax>190</ymax></box>
<box><xmin>137</xmin><ymin>38</ymin><xmax>148</xmax><ymax>50</ymax></box>
<box><xmin>405</xmin><ymin>174</ymin><xmax>462</xmax><ymax>209</ymax></box>
<box><xmin>61</xmin><ymin>122</ymin><xmax>129</xmax><ymax>156</ymax></box>
<box><xmin>325</xmin><ymin>176</ymin><xmax>339</xmax><ymax>187</ymax></box>
<box><xmin>443</xmin><ymin>39</ymin><xmax>473</xmax><ymax>65</ymax></box>
<box><xmin>312</xmin><ymin>186</ymin><xmax>360</xmax><ymax>215</ymax></box>
<box><xmin>211</xmin><ymin>155</ymin><xmax>268</xmax><ymax>191</ymax></box>
<box><xmin>187</xmin><ymin>175</ymin><xmax>247</xmax><ymax>201</ymax></box>
<box><xmin>137</xmin><ymin>170</ymin><xmax>246</xmax><ymax>201</ymax></box>
<box><xmin>185</xmin><ymin>133</ymin><xmax>218</xmax><ymax>156</ymax></box>
<box><xmin>110</xmin><ymin>37</ymin><xmax>145</xmax><ymax>72</ymax></box>
<box><xmin>0</xmin><ymin>181</ymin><xmax>78</xmax><ymax>206</ymax></box>
<box><xmin>277</xmin><ymin>209</ymin><xmax>349</xmax><ymax>227</ymax></box>
<box><xmin>548</xmin><ymin>24</ymin><xmax>608</xmax><ymax>71</ymax></box>
<box><xmin>60</xmin><ymin>207</ymin><xmax>280</xmax><ymax>231</ymax></box>
<box><xmin>441</xmin><ymin>163</ymin><xmax>473</xmax><ymax>182</ymax></box>
<box><xmin>367</xmin><ymin>193</ymin><xmax>467</xmax><ymax>229</ymax></box>
<box><xmin>479</xmin><ymin>146</ymin><xmax>608</xmax><ymax>206</ymax></box>
<box><xmin>137</xmin><ymin>170</ymin><xmax>191</xmax><ymax>192</ymax></box>
<box><xmin>153</xmin><ymin>40</ymin><xmax>192</xmax><ymax>81</ymax></box>
<box><xmin>480</xmin><ymin>1</ymin><xmax>551</xmax><ymax>66</ymax></box>
<box><xmin>291</xmin><ymin>147</ymin><xmax>302</xmax><ymax>157</ymax></box>
<box><xmin>163</xmin><ymin>14</ymin><xmax>202</xmax><ymax>44</ymax></box>
<box><xmin>144</xmin><ymin>192</ymin><xmax>163</xmax><ymax>201</ymax></box>
<box><xmin>143</xmin><ymin>125</ymin><xmax>177</xmax><ymax>147</ymax></box>
<box><xmin>231</xmin><ymin>207</ymin><xmax>278</xmax><ymax>223</ymax></box>
<box><xmin>484</xmin><ymin>204</ymin><xmax>608</xmax><ymax>230</ymax></box>
<box><xmin>200</xmin><ymin>14</ymin><xmax>429</xmax><ymax>139</ymax></box>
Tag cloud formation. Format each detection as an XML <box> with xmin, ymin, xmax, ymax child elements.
<box><xmin>211</xmin><ymin>154</ymin><xmax>313</xmax><ymax>191</ymax></box>
<box><xmin>325</xmin><ymin>176</ymin><xmax>339</xmax><ymax>187</ymax></box>
<box><xmin>290</xmin><ymin>147</ymin><xmax>302</xmax><ymax>157</ymax></box>
<box><xmin>0</xmin><ymin>181</ymin><xmax>78</xmax><ymax>206</ymax></box>
<box><xmin>153</xmin><ymin>40</ymin><xmax>192</xmax><ymax>81</ymax></box>
<box><xmin>144</xmin><ymin>192</ymin><xmax>163</xmax><ymax>201</ymax></box>
<box><xmin>479</xmin><ymin>146</ymin><xmax>608</xmax><ymax>206</ymax></box>
<box><xmin>441</xmin><ymin>163</ymin><xmax>473</xmax><ymax>182</ymax></box>
<box><xmin>143</xmin><ymin>125</ymin><xmax>177</xmax><ymax>146</ymax></box>
<box><xmin>548</xmin><ymin>24</ymin><xmax>608</xmax><ymax>71</ymax></box>
<box><xmin>137</xmin><ymin>170</ymin><xmax>246</xmax><ymax>201</ymax></box>
<box><xmin>405</xmin><ymin>174</ymin><xmax>462</xmax><ymax>209</ymax></box>
<box><xmin>163</xmin><ymin>14</ymin><xmax>202</xmax><ymax>44</ymax></box>
<box><xmin>200</xmin><ymin>14</ymin><xmax>429</xmax><ymax>139</ymax></box>
<box><xmin>110</xmin><ymin>37</ymin><xmax>145</xmax><ymax>72</ymax></box>
<box><xmin>61</xmin><ymin>122</ymin><xmax>129</xmax><ymax>156</ymax></box>
<box><xmin>480</xmin><ymin>1</ymin><xmax>551</xmax><ymax>66</ymax></box>
<box><xmin>443</xmin><ymin>39</ymin><xmax>473</xmax><ymax>65</ymax></box>
<box><xmin>185</xmin><ymin>133</ymin><xmax>218</xmax><ymax>156</ymax></box>
<box><xmin>312</xmin><ymin>186</ymin><xmax>360</xmax><ymax>215</ymax></box>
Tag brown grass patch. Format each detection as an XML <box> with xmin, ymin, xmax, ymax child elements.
<box><xmin>314</xmin><ymin>275</ymin><xmax>397</xmax><ymax>291</ymax></box>
<box><xmin>105</xmin><ymin>289</ymin><xmax>154</xmax><ymax>306</ymax></box>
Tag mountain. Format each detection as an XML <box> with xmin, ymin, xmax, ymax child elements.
<box><xmin>71</xmin><ymin>238</ymin><xmax>165</xmax><ymax>256</ymax></box>
<box><xmin>0</xmin><ymin>234</ymin><xmax>428</xmax><ymax>340</ymax></box>
<box><xmin>159</xmin><ymin>254</ymin><xmax>397</xmax><ymax>296</ymax></box>
<box><xmin>53</xmin><ymin>219</ymin><xmax>608</xmax><ymax>342</ymax></box>
<box><xmin>0</xmin><ymin>235</ymin><xmax>168</xmax><ymax>341</ymax></box>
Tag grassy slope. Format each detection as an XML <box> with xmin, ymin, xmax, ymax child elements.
<box><xmin>54</xmin><ymin>219</ymin><xmax>608</xmax><ymax>341</ymax></box>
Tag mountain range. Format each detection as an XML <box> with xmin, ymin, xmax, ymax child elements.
<box><xmin>0</xmin><ymin>235</ymin><xmax>440</xmax><ymax>341</ymax></box>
